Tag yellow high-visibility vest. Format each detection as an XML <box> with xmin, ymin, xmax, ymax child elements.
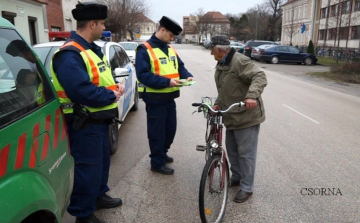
<box><xmin>138</xmin><ymin>42</ymin><xmax>180</xmax><ymax>93</ymax></box>
<box><xmin>51</xmin><ymin>41</ymin><xmax>117</xmax><ymax>116</ymax></box>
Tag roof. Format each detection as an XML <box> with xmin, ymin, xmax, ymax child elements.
<box><xmin>281</xmin><ymin>0</ymin><xmax>299</xmax><ymax>7</ymax></box>
<box><xmin>200</xmin><ymin>11</ymin><xmax>230</xmax><ymax>24</ymax></box>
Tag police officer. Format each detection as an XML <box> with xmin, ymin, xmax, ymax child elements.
<box><xmin>51</xmin><ymin>2</ymin><xmax>124</xmax><ymax>223</ymax></box>
<box><xmin>135</xmin><ymin>16</ymin><xmax>194</xmax><ymax>175</ymax></box>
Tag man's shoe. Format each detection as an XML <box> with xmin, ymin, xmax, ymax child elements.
<box><xmin>75</xmin><ymin>213</ymin><xmax>106</xmax><ymax>223</ymax></box>
<box><xmin>234</xmin><ymin>190</ymin><xmax>253</xmax><ymax>203</ymax></box>
<box><xmin>229</xmin><ymin>180</ymin><xmax>240</xmax><ymax>187</ymax></box>
<box><xmin>96</xmin><ymin>194</ymin><xmax>122</xmax><ymax>210</ymax></box>
<box><xmin>151</xmin><ymin>165</ymin><xmax>174</xmax><ymax>175</ymax></box>
<box><xmin>165</xmin><ymin>156</ymin><xmax>174</xmax><ymax>163</ymax></box>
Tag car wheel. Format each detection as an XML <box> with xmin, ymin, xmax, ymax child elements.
<box><xmin>271</xmin><ymin>56</ymin><xmax>279</xmax><ymax>64</ymax></box>
<box><xmin>304</xmin><ymin>57</ymin><xmax>313</xmax><ymax>65</ymax></box>
<box><xmin>130</xmin><ymin>85</ymin><xmax>139</xmax><ymax>111</ymax></box>
<box><xmin>109</xmin><ymin>122</ymin><xmax>119</xmax><ymax>155</ymax></box>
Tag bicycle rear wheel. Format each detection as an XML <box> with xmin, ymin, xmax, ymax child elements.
<box><xmin>199</xmin><ymin>154</ymin><xmax>229</xmax><ymax>223</ymax></box>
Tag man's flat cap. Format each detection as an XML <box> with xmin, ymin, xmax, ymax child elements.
<box><xmin>6</xmin><ymin>39</ymin><xmax>30</xmax><ymax>57</ymax></box>
<box><xmin>159</xmin><ymin>16</ymin><xmax>182</xmax><ymax>36</ymax></box>
<box><xmin>72</xmin><ymin>2</ymin><xmax>107</xmax><ymax>21</ymax></box>
<box><xmin>210</xmin><ymin>35</ymin><xmax>230</xmax><ymax>47</ymax></box>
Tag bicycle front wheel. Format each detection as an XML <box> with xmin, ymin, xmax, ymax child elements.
<box><xmin>199</xmin><ymin>154</ymin><xmax>229</xmax><ymax>223</ymax></box>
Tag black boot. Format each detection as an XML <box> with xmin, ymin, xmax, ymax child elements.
<box><xmin>96</xmin><ymin>194</ymin><xmax>122</xmax><ymax>210</ymax></box>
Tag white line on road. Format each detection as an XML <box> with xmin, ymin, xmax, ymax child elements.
<box><xmin>283</xmin><ymin>104</ymin><xmax>320</xmax><ymax>124</ymax></box>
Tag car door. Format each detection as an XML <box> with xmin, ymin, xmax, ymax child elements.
<box><xmin>288</xmin><ymin>46</ymin><xmax>302</xmax><ymax>62</ymax></box>
<box><xmin>276</xmin><ymin>46</ymin><xmax>291</xmax><ymax>62</ymax></box>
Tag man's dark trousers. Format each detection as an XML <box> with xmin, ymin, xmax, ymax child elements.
<box><xmin>143</xmin><ymin>95</ymin><xmax>177</xmax><ymax>169</ymax></box>
<box><xmin>67</xmin><ymin>124</ymin><xmax>111</xmax><ymax>217</ymax></box>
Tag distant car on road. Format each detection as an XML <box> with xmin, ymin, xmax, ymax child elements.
<box><xmin>119</xmin><ymin>41</ymin><xmax>139</xmax><ymax>64</ymax></box>
<box><xmin>251</xmin><ymin>45</ymin><xmax>275</xmax><ymax>61</ymax></box>
<box><xmin>34</xmin><ymin>33</ymin><xmax>139</xmax><ymax>154</ymax></box>
<box><xmin>258</xmin><ymin>45</ymin><xmax>317</xmax><ymax>65</ymax></box>
<box><xmin>243</xmin><ymin>40</ymin><xmax>277</xmax><ymax>58</ymax></box>
<box><xmin>230</xmin><ymin>42</ymin><xmax>244</xmax><ymax>53</ymax></box>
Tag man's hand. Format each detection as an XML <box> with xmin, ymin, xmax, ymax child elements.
<box><xmin>112</xmin><ymin>90</ymin><xmax>121</xmax><ymax>102</ymax></box>
<box><xmin>169</xmin><ymin>79</ymin><xmax>181</xmax><ymax>87</ymax></box>
<box><xmin>245</xmin><ymin>98</ymin><xmax>257</xmax><ymax>109</ymax></box>
<box><xmin>187</xmin><ymin>77</ymin><xmax>195</xmax><ymax>81</ymax></box>
<box><xmin>117</xmin><ymin>83</ymin><xmax>125</xmax><ymax>96</ymax></box>
<box><xmin>211</xmin><ymin>104</ymin><xmax>220</xmax><ymax>115</ymax></box>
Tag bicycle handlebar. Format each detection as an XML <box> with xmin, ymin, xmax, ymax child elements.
<box><xmin>192</xmin><ymin>101</ymin><xmax>246</xmax><ymax>114</ymax></box>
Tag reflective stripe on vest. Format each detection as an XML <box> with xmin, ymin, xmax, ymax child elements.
<box><xmin>51</xmin><ymin>40</ymin><xmax>117</xmax><ymax>114</ymax></box>
<box><xmin>137</xmin><ymin>42</ymin><xmax>180</xmax><ymax>93</ymax></box>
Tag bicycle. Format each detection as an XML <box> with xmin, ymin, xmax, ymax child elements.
<box><xmin>192</xmin><ymin>97</ymin><xmax>246</xmax><ymax>223</ymax></box>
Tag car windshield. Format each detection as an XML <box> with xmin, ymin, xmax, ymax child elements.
<box><xmin>119</xmin><ymin>43</ymin><xmax>137</xmax><ymax>50</ymax></box>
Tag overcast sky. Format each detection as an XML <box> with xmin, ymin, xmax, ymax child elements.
<box><xmin>146</xmin><ymin>0</ymin><xmax>266</xmax><ymax>26</ymax></box>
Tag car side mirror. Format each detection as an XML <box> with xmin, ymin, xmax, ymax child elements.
<box><xmin>114</xmin><ymin>68</ymin><xmax>129</xmax><ymax>78</ymax></box>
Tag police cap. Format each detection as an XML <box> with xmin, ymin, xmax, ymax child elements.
<box><xmin>210</xmin><ymin>35</ymin><xmax>230</xmax><ymax>48</ymax></box>
<box><xmin>72</xmin><ymin>2</ymin><xmax>107</xmax><ymax>21</ymax></box>
<box><xmin>159</xmin><ymin>16</ymin><xmax>182</xmax><ymax>36</ymax></box>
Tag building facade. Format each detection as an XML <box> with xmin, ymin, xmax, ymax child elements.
<box><xmin>317</xmin><ymin>0</ymin><xmax>360</xmax><ymax>49</ymax></box>
<box><xmin>281</xmin><ymin>0</ymin><xmax>317</xmax><ymax>46</ymax></box>
<box><xmin>182</xmin><ymin>12</ymin><xmax>230</xmax><ymax>44</ymax></box>
<box><xmin>0</xmin><ymin>0</ymin><xmax>49</xmax><ymax>45</ymax></box>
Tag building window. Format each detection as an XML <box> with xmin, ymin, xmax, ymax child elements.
<box><xmin>319</xmin><ymin>29</ymin><xmax>325</xmax><ymax>40</ymax></box>
<box><xmin>304</xmin><ymin>4</ymin><xmax>307</xmax><ymax>18</ymax></box>
<box><xmin>299</xmin><ymin>6</ymin><xmax>302</xmax><ymax>20</ymax></box>
<box><xmin>51</xmin><ymin>26</ymin><xmax>60</xmax><ymax>32</ymax></box>
<box><xmin>350</xmin><ymin>26</ymin><xmax>360</xmax><ymax>39</ymax></box>
<box><xmin>355</xmin><ymin>0</ymin><xmax>360</xmax><ymax>11</ymax></box>
<box><xmin>339</xmin><ymin>27</ymin><xmax>349</xmax><ymax>39</ymax></box>
<box><xmin>330</xmin><ymin>4</ymin><xmax>339</xmax><ymax>16</ymax></box>
<box><xmin>2</xmin><ymin>11</ymin><xmax>17</xmax><ymax>25</ymax></box>
<box><xmin>341</xmin><ymin>1</ymin><xmax>351</xmax><ymax>14</ymax></box>
<box><xmin>294</xmin><ymin>8</ymin><xmax>297</xmax><ymax>20</ymax></box>
<box><xmin>328</xmin><ymin>28</ymin><xmax>337</xmax><ymax>40</ymax></box>
<box><xmin>321</xmin><ymin>7</ymin><xmax>328</xmax><ymax>19</ymax></box>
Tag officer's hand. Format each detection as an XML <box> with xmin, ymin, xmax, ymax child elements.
<box><xmin>169</xmin><ymin>79</ymin><xmax>181</xmax><ymax>87</ymax></box>
<box><xmin>117</xmin><ymin>83</ymin><xmax>125</xmax><ymax>96</ymax></box>
<box><xmin>187</xmin><ymin>77</ymin><xmax>195</xmax><ymax>81</ymax></box>
<box><xmin>244</xmin><ymin>98</ymin><xmax>257</xmax><ymax>109</ymax></box>
<box><xmin>113</xmin><ymin>90</ymin><xmax>121</xmax><ymax>102</ymax></box>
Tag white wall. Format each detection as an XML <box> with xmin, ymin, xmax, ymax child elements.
<box><xmin>62</xmin><ymin>0</ymin><xmax>77</xmax><ymax>31</ymax></box>
<box><xmin>0</xmin><ymin>0</ymin><xmax>48</xmax><ymax>44</ymax></box>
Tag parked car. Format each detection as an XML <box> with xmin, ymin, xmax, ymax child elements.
<box><xmin>251</xmin><ymin>45</ymin><xmax>276</xmax><ymax>61</ymax></box>
<box><xmin>203</xmin><ymin>39</ymin><xmax>211</xmax><ymax>49</ymax></box>
<box><xmin>33</xmin><ymin>32</ymin><xmax>139</xmax><ymax>154</ymax></box>
<box><xmin>258</xmin><ymin>45</ymin><xmax>317</xmax><ymax>65</ymax></box>
<box><xmin>243</xmin><ymin>40</ymin><xmax>277</xmax><ymax>58</ymax></box>
<box><xmin>0</xmin><ymin>17</ymin><xmax>74</xmax><ymax>223</ymax></box>
<box><xmin>230</xmin><ymin>42</ymin><xmax>244</xmax><ymax>53</ymax></box>
<box><xmin>119</xmin><ymin>41</ymin><xmax>139</xmax><ymax>64</ymax></box>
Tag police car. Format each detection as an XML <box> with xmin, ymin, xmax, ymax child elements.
<box><xmin>0</xmin><ymin>17</ymin><xmax>74</xmax><ymax>223</ymax></box>
<box><xmin>33</xmin><ymin>31</ymin><xmax>139</xmax><ymax>154</ymax></box>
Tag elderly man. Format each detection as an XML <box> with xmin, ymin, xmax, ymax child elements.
<box><xmin>135</xmin><ymin>16</ymin><xmax>194</xmax><ymax>175</ymax></box>
<box><xmin>210</xmin><ymin>35</ymin><xmax>267</xmax><ymax>203</ymax></box>
<box><xmin>51</xmin><ymin>2</ymin><xmax>124</xmax><ymax>223</ymax></box>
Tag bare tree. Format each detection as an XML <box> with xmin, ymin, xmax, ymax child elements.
<box><xmin>263</xmin><ymin>0</ymin><xmax>284</xmax><ymax>40</ymax></box>
<box><xmin>95</xmin><ymin>0</ymin><xmax>149</xmax><ymax>41</ymax></box>
<box><xmin>190</xmin><ymin>8</ymin><xmax>206</xmax><ymax>43</ymax></box>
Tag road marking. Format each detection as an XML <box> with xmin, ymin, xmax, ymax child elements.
<box><xmin>283</xmin><ymin>104</ymin><xmax>320</xmax><ymax>124</ymax></box>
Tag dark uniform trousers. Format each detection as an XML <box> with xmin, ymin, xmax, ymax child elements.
<box><xmin>67</xmin><ymin>124</ymin><xmax>110</xmax><ymax>218</ymax></box>
<box><xmin>143</xmin><ymin>94</ymin><xmax>177</xmax><ymax>169</ymax></box>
